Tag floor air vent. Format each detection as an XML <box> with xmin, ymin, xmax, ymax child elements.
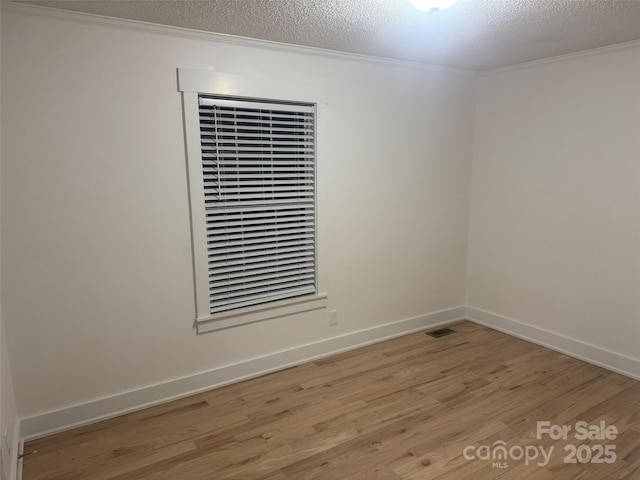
<box><xmin>426</xmin><ymin>327</ymin><xmax>457</xmax><ymax>338</ymax></box>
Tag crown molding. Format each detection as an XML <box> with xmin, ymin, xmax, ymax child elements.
<box><xmin>1</xmin><ymin>1</ymin><xmax>476</xmax><ymax>78</ymax></box>
<box><xmin>481</xmin><ymin>39</ymin><xmax>640</xmax><ymax>77</ymax></box>
<box><xmin>2</xmin><ymin>3</ymin><xmax>639</xmax><ymax>85</ymax></box>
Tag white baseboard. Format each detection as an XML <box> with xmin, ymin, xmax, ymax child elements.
<box><xmin>19</xmin><ymin>306</ymin><xmax>466</xmax><ymax>441</ymax></box>
<box><xmin>14</xmin><ymin>437</ymin><xmax>23</xmax><ymax>480</ymax></box>
<box><xmin>465</xmin><ymin>306</ymin><xmax>640</xmax><ymax>381</ymax></box>
<box><xmin>9</xmin><ymin>420</ymin><xmax>21</xmax><ymax>480</ymax></box>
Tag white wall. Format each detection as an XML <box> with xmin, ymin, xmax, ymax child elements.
<box><xmin>0</xmin><ymin>4</ymin><xmax>19</xmax><ymax>478</ymax></box>
<box><xmin>1</xmin><ymin>6</ymin><xmax>475</xmax><ymax>425</ymax></box>
<box><xmin>467</xmin><ymin>46</ymin><xmax>640</xmax><ymax>372</ymax></box>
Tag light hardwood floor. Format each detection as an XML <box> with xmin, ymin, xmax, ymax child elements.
<box><xmin>23</xmin><ymin>321</ymin><xmax>640</xmax><ymax>479</ymax></box>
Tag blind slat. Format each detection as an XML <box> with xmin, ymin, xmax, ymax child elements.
<box><xmin>211</xmin><ymin>261</ymin><xmax>315</xmax><ymax>279</ymax></box>
<box><xmin>208</xmin><ymin>234</ymin><xmax>315</xmax><ymax>250</ymax></box>
<box><xmin>209</xmin><ymin>228</ymin><xmax>315</xmax><ymax>243</ymax></box>
<box><xmin>204</xmin><ymin>162</ymin><xmax>314</xmax><ymax>168</ymax></box>
<box><xmin>201</xmin><ymin>139</ymin><xmax>314</xmax><ymax>146</ymax></box>
<box><xmin>205</xmin><ymin>199</ymin><xmax>315</xmax><ymax>208</ymax></box>
<box><xmin>199</xmin><ymin>96</ymin><xmax>314</xmax><ymax>113</ymax></box>
<box><xmin>208</xmin><ymin>215</ymin><xmax>314</xmax><ymax>225</ymax></box>
<box><xmin>210</xmin><ymin>279</ymin><xmax>316</xmax><ymax>301</ymax></box>
<box><xmin>210</xmin><ymin>272</ymin><xmax>315</xmax><ymax>292</ymax></box>
<box><xmin>201</xmin><ymin>124</ymin><xmax>313</xmax><ymax>133</ymax></box>
<box><xmin>207</xmin><ymin>220</ymin><xmax>315</xmax><ymax>234</ymax></box>
<box><xmin>209</xmin><ymin>245</ymin><xmax>315</xmax><ymax>262</ymax></box>
<box><xmin>210</xmin><ymin>286</ymin><xmax>316</xmax><ymax>313</ymax></box>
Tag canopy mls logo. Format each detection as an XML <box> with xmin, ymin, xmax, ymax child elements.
<box><xmin>463</xmin><ymin>441</ymin><xmax>552</xmax><ymax>468</ymax></box>
<box><xmin>463</xmin><ymin>420</ymin><xmax>618</xmax><ymax>469</ymax></box>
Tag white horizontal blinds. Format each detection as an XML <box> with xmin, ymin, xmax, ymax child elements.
<box><xmin>198</xmin><ymin>95</ymin><xmax>316</xmax><ymax>315</ymax></box>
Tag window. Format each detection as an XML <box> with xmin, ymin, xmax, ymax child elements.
<box><xmin>179</xmin><ymin>70</ymin><xmax>327</xmax><ymax>333</ymax></box>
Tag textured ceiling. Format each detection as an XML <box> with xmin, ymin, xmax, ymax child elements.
<box><xmin>13</xmin><ymin>0</ymin><xmax>640</xmax><ymax>70</ymax></box>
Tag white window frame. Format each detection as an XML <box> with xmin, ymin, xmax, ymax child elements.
<box><xmin>178</xmin><ymin>69</ymin><xmax>328</xmax><ymax>333</ymax></box>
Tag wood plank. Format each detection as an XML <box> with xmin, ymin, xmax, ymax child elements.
<box><xmin>22</xmin><ymin>321</ymin><xmax>640</xmax><ymax>480</ymax></box>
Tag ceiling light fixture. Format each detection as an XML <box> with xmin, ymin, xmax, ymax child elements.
<box><xmin>409</xmin><ymin>0</ymin><xmax>458</xmax><ymax>13</ymax></box>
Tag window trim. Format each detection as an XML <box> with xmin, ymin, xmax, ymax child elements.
<box><xmin>178</xmin><ymin>69</ymin><xmax>328</xmax><ymax>333</ymax></box>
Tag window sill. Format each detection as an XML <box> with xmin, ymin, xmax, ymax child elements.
<box><xmin>195</xmin><ymin>293</ymin><xmax>328</xmax><ymax>334</ymax></box>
